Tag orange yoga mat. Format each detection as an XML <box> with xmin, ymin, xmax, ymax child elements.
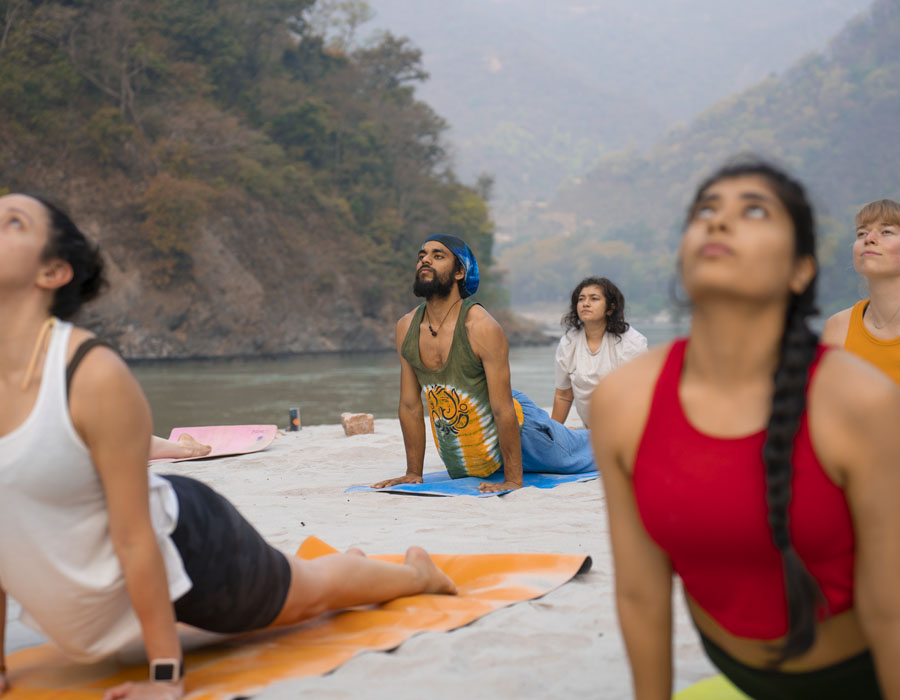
<box><xmin>5</xmin><ymin>537</ymin><xmax>592</xmax><ymax>700</ymax></box>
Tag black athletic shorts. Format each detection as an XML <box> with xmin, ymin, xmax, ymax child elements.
<box><xmin>700</xmin><ymin>631</ymin><xmax>882</xmax><ymax>699</ymax></box>
<box><xmin>161</xmin><ymin>474</ymin><xmax>292</xmax><ymax>633</ymax></box>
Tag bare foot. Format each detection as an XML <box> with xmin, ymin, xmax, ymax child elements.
<box><xmin>345</xmin><ymin>547</ymin><xmax>366</xmax><ymax>557</ymax></box>
<box><xmin>404</xmin><ymin>546</ymin><xmax>457</xmax><ymax>596</ymax></box>
<box><xmin>175</xmin><ymin>433</ymin><xmax>212</xmax><ymax>457</ymax></box>
<box><xmin>149</xmin><ymin>434</ymin><xmax>213</xmax><ymax>461</ymax></box>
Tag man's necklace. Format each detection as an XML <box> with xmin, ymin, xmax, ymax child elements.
<box><xmin>425</xmin><ymin>298</ymin><xmax>462</xmax><ymax>337</ymax></box>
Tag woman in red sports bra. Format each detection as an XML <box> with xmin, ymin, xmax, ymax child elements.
<box><xmin>591</xmin><ymin>158</ymin><xmax>900</xmax><ymax>699</ymax></box>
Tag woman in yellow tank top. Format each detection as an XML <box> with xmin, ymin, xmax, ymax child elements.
<box><xmin>822</xmin><ymin>199</ymin><xmax>900</xmax><ymax>385</ymax></box>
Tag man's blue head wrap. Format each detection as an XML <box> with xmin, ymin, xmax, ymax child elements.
<box><xmin>424</xmin><ymin>233</ymin><xmax>479</xmax><ymax>298</ymax></box>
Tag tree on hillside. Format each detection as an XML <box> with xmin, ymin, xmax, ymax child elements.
<box><xmin>0</xmin><ymin>0</ymin><xmax>503</xmax><ymax>356</ymax></box>
<box><xmin>503</xmin><ymin>0</ymin><xmax>900</xmax><ymax>317</ymax></box>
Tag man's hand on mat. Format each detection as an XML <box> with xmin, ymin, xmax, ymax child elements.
<box><xmin>372</xmin><ymin>474</ymin><xmax>423</xmax><ymax>489</ymax></box>
<box><xmin>102</xmin><ymin>680</ymin><xmax>184</xmax><ymax>700</ymax></box>
<box><xmin>478</xmin><ymin>480</ymin><xmax>522</xmax><ymax>493</ymax></box>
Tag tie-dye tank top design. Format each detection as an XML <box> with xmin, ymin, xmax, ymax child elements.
<box><xmin>401</xmin><ymin>300</ymin><xmax>524</xmax><ymax>479</ymax></box>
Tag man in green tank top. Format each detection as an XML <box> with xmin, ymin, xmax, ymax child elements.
<box><xmin>373</xmin><ymin>234</ymin><xmax>596</xmax><ymax>494</ymax></box>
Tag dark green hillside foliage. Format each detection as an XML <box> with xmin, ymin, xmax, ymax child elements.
<box><xmin>504</xmin><ymin>0</ymin><xmax>900</xmax><ymax>316</ymax></box>
<box><xmin>0</xmin><ymin>0</ymin><xmax>501</xmax><ymax>355</ymax></box>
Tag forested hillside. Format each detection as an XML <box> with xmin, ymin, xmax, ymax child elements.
<box><xmin>0</xmin><ymin>0</ymin><xmax>516</xmax><ymax>358</ymax></box>
<box><xmin>368</xmin><ymin>0</ymin><xmax>870</xmax><ymax>204</ymax></box>
<box><xmin>501</xmin><ymin>0</ymin><xmax>900</xmax><ymax>318</ymax></box>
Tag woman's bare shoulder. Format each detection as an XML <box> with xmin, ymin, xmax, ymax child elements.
<box><xmin>65</xmin><ymin>326</ymin><xmax>131</xmax><ymax>394</ymax></box>
<box><xmin>821</xmin><ymin>307</ymin><xmax>853</xmax><ymax>346</ymax></box>
<box><xmin>812</xmin><ymin>348</ymin><xmax>900</xmax><ymax>421</ymax></box>
<box><xmin>809</xmin><ymin>348</ymin><xmax>900</xmax><ymax>482</ymax></box>
<box><xmin>590</xmin><ymin>342</ymin><xmax>673</xmax><ymax>454</ymax></box>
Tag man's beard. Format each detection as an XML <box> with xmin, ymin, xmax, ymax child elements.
<box><xmin>413</xmin><ymin>267</ymin><xmax>456</xmax><ymax>299</ymax></box>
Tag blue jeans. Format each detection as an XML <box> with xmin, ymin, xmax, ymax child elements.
<box><xmin>513</xmin><ymin>390</ymin><xmax>596</xmax><ymax>474</ymax></box>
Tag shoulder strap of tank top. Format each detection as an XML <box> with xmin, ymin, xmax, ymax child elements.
<box><xmin>66</xmin><ymin>338</ymin><xmax>118</xmax><ymax>397</ymax></box>
<box><xmin>658</xmin><ymin>338</ymin><xmax>688</xmax><ymax>391</ymax></box>
<box><xmin>400</xmin><ymin>303</ymin><xmax>427</xmax><ymax>367</ymax></box>
<box><xmin>851</xmin><ymin>299</ymin><xmax>866</xmax><ymax>323</ymax></box>
<box><xmin>451</xmin><ymin>299</ymin><xmax>482</xmax><ymax>362</ymax></box>
<box><xmin>642</xmin><ymin>338</ymin><xmax>689</xmax><ymax>422</ymax></box>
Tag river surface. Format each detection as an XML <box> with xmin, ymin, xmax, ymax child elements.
<box><xmin>132</xmin><ymin>323</ymin><xmax>684</xmax><ymax>435</ymax></box>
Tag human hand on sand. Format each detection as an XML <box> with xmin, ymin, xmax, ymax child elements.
<box><xmin>372</xmin><ymin>474</ymin><xmax>423</xmax><ymax>489</ymax></box>
<box><xmin>102</xmin><ymin>680</ymin><xmax>184</xmax><ymax>700</ymax></box>
<box><xmin>478</xmin><ymin>480</ymin><xmax>522</xmax><ymax>494</ymax></box>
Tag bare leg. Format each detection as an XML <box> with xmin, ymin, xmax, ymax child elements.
<box><xmin>269</xmin><ymin>547</ymin><xmax>457</xmax><ymax>627</ymax></box>
<box><xmin>149</xmin><ymin>434</ymin><xmax>212</xmax><ymax>460</ymax></box>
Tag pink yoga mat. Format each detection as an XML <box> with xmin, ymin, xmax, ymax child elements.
<box><xmin>149</xmin><ymin>425</ymin><xmax>278</xmax><ymax>464</ymax></box>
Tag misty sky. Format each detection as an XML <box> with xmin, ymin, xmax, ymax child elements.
<box><xmin>362</xmin><ymin>0</ymin><xmax>873</xmax><ymax>202</ymax></box>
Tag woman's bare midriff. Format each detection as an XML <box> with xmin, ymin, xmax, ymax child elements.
<box><xmin>687</xmin><ymin>593</ymin><xmax>869</xmax><ymax>671</ymax></box>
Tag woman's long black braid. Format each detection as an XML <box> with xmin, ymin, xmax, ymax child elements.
<box><xmin>763</xmin><ymin>292</ymin><xmax>824</xmax><ymax>664</ymax></box>
<box><xmin>691</xmin><ymin>157</ymin><xmax>824</xmax><ymax>664</ymax></box>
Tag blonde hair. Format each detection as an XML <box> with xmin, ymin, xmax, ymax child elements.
<box><xmin>855</xmin><ymin>199</ymin><xmax>900</xmax><ymax>229</ymax></box>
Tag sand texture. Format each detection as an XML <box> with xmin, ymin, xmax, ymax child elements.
<box><xmin>6</xmin><ymin>418</ymin><xmax>716</xmax><ymax>698</ymax></box>
<box><xmin>158</xmin><ymin>420</ymin><xmax>715</xmax><ymax>698</ymax></box>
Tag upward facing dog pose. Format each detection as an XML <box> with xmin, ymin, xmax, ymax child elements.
<box><xmin>592</xmin><ymin>160</ymin><xmax>900</xmax><ymax>699</ymax></box>
<box><xmin>823</xmin><ymin>199</ymin><xmax>900</xmax><ymax>385</ymax></box>
<box><xmin>374</xmin><ymin>234</ymin><xmax>596</xmax><ymax>494</ymax></box>
<box><xmin>0</xmin><ymin>193</ymin><xmax>456</xmax><ymax>700</ymax></box>
<box><xmin>552</xmin><ymin>276</ymin><xmax>647</xmax><ymax>426</ymax></box>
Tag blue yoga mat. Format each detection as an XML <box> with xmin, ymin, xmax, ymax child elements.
<box><xmin>347</xmin><ymin>469</ymin><xmax>599</xmax><ymax>497</ymax></box>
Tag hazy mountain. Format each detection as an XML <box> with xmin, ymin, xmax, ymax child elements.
<box><xmin>365</xmin><ymin>0</ymin><xmax>872</xmax><ymax>205</ymax></box>
<box><xmin>499</xmin><ymin>0</ymin><xmax>900</xmax><ymax>316</ymax></box>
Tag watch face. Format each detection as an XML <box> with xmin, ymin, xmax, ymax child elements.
<box><xmin>153</xmin><ymin>663</ymin><xmax>175</xmax><ymax>681</ymax></box>
<box><xmin>151</xmin><ymin>661</ymin><xmax>178</xmax><ymax>682</ymax></box>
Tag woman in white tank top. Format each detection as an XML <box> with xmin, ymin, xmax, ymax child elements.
<box><xmin>0</xmin><ymin>194</ymin><xmax>457</xmax><ymax>700</ymax></box>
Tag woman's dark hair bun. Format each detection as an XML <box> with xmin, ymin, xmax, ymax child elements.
<box><xmin>32</xmin><ymin>195</ymin><xmax>107</xmax><ymax>319</ymax></box>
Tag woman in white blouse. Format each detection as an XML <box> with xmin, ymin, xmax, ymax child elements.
<box><xmin>552</xmin><ymin>277</ymin><xmax>647</xmax><ymax>426</ymax></box>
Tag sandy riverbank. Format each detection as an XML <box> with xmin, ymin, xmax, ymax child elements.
<box><xmin>6</xmin><ymin>418</ymin><xmax>716</xmax><ymax>698</ymax></box>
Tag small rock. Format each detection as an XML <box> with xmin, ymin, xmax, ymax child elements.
<box><xmin>341</xmin><ymin>412</ymin><xmax>374</xmax><ymax>436</ymax></box>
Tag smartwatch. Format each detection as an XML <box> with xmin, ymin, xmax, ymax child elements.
<box><xmin>149</xmin><ymin>658</ymin><xmax>184</xmax><ymax>683</ymax></box>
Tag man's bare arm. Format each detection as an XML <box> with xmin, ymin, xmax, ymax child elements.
<box><xmin>467</xmin><ymin>308</ymin><xmax>523</xmax><ymax>493</ymax></box>
<box><xmin>374</xmin><ymin>315</ymin><xmax>425</xmax><ymax>489</ymax></box>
